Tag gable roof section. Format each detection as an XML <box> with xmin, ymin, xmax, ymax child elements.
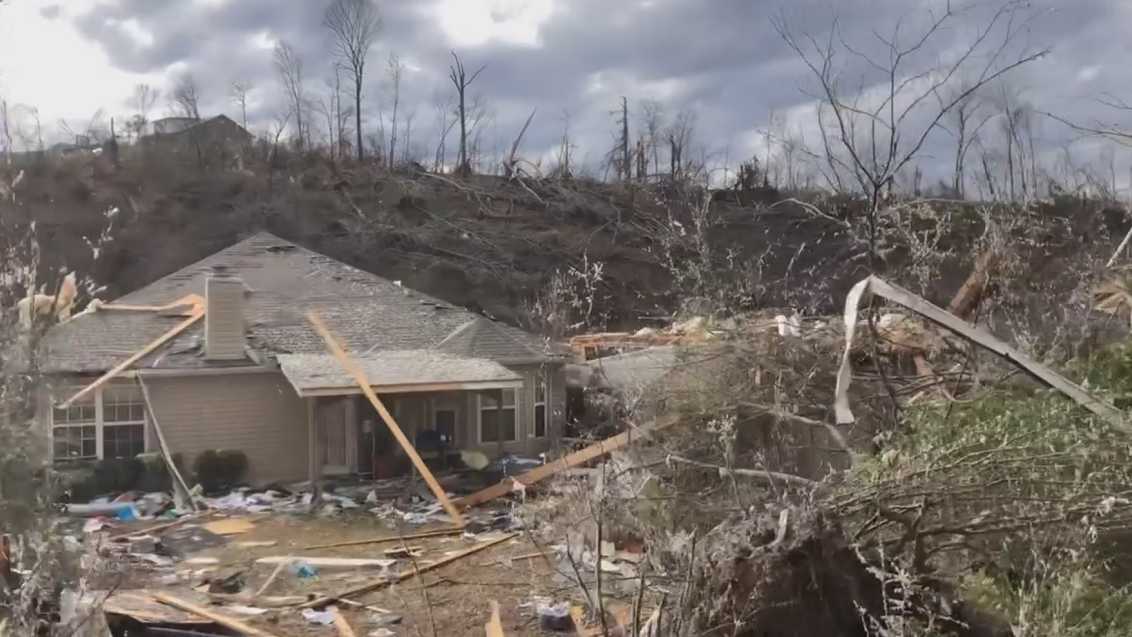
<box><xmin>42</xmin><ymin>232</ymin><xmax>554</xmax><ymax>373</ymax></box>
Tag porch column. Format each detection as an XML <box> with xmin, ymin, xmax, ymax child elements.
<box><xmin>496</xmin><ymin>388</ymin><xmax>504</xmax><ymax>456</ymax></box>
<box><xmin>306</xmin><ymin>397</ymin><xmax>322</xmax><ymax>509</ymax></box>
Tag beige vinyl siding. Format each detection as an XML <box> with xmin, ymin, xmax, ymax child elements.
<box><xmin>144</xmin><ymin>372</ymin><xmax>308</xmax><ymax>484</ymax></box>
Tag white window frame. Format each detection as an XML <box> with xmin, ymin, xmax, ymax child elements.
<box><xmin>101</xmin><ymin>384</ymin><xmax>148</xmax><ymax>460</ymax></box>
<box><xmin>477</xmin><ymin>388</ymin><xmax>518</xmax><ymax>444</ymax></box>
<box><xmin>532</xmin><ymin>372</ymin><xmax>548</xmax><ymax>439</ymax></box>
<box><xmin>50</xmin><ymin>382</ymin><xmax>148</xmax><ymax>463</ymax></box>
<box><xmin>50</xmin><ymin>386</ymin><xmax>99</xmax><ymax>461</ymax></box>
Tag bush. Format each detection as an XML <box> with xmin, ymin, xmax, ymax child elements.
<box><xmin>192</xmin><ymin>449</ymin><xmax>248</xmax><ymax>494</ymax></box>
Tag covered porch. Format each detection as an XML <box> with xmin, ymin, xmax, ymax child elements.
<box><xmin>278</xmin><ymin>351</ymin><xmax>527</xmax><ymax>480</ymax></box>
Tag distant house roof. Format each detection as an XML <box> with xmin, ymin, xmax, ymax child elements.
<box><xmin>278</xmin><ymin>351</ymin><xmax>523</xmax><ymax>396</ymax></box>
<box><xmin>43</xmin><ymin>232</ymin><xmax>557</xmax><ymax>373</ymax></box>
<box><xmin>149</xmin><ymin>115</ymin><xmax>252</xmax><ymax>140</ymax></box>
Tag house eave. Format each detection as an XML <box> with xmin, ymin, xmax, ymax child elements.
<box><xmin>297</xmin><ymin>378</ymin><xmax>525</xmax><ymax>397</ymax></box>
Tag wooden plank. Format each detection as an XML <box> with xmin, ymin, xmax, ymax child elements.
<box><xmin>102</xmin><ymin>591</ymin><xmax>213</xmax><ymax>625</ymax></box>
<box><xmin>203</xmin><ymin>517</ymin><xmax>256</xmax><ymax>536</ymax></box>
<box><xmin>485</xmin><ymin>600</ymin><xmax>505</xmax><ymax>637</ymax></box>
<box><xmin>255</xmin><ymin>556</ymin><xmax>396</xmax><ymax>569</ymax></box>
<box><xmin>299</xmin><ymin>533</ymin><xmax>517</xmax><ymax>609</ymax></box>
<box><xmin>300</xmin><ymin>527</ymin><xmax>462</xmax><ymax>550</ymax></box>
<box><xmin>834</xmin><ymin>275</ymin><xmax>1126</xmax><ymax>429</ymax></box>
<box><xmin>151</xmin><ymin>592</ymin><xmax>281</xmax><ymax>637</ymax></box>
<box><xmin>454</xmin><ymin>414</ymin><xmax>679</xmax><ymax>509</ymax></box>
<box><xmin>306</xmin><ymin>311</ymin><xmax>463</xmax><ymax>526</ymax></box>
<box><xmin>331</xmin><ymin>606</ymin><xmax>358</xmax><ymax>637</ymax></box>
<box><xmin>137</xmin><ymin>375</ymin><xmax>198</xmax><ymax>512</ymax></box>
<box><xmin>106</xmin><ymin>512</ymin><xmax>202</xmax><ymax>541</ymax></box>
<box><xmin>100</xmin><ymin>293</ymin><xmax>205</xmax><ymax>313</ymax></box>
<box><xmin>61</xmin><ymin>306</ymin><xmax>204</xmax><ymax>408</ymax></box>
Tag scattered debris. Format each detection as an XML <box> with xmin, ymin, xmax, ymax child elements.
<box><xmin>302</xmin><ymin>607</ymin><xmax>338</xmax><ymax>625</ymax></box>
<box><xmin>537</xmin><ymin>601</ymin><xmax>573</xmax><ymax>632</ymax></box>
<box><xmin>300</xmin><ymin>533</ymin><xmax>518</xmax><ymax>609</ymax></box>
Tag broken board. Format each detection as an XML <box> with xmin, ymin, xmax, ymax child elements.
<box><xmin>202</xmin><ymin>517</ymin><xmax>257</xmax><ymax>536</ymax></box>
<box><xmin>255</xmin><ymin>556</ymin><xmax>398</xmax><ymax>569</ymax></box>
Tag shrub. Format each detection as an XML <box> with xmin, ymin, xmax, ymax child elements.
<box><xmin>192</xmin><ymin>449</ymin><xmax>249</xmax><ymax>494</ymax></box>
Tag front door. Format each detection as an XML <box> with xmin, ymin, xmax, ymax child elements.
<box><xmin>317</xmin><ymin>398</ymin><xmax>354</xmax><ymax>475</ymax></box>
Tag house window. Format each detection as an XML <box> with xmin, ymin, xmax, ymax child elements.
<box><xmin>50</xmin><ymin>382</ymin><xmax>147</xmax><ymax>463</ymax></box>
<box><xmin>533</xmin><ymin>373</ymin><xmax>548</xmax><ymax>438</ymax></box>
<box><xmin>102</xmin><ymin>384</ymin><xmax>147</xmax><ymax>459</ymax></box>
<box><xmin>52</xmin><ymin>388</ymin><xmax>97</xmax><ymax>461</ymax></box>
<box><xmin>479</xmin><ymin>389</ymin><xmax>517</xmax><ymax>443</ymax></box>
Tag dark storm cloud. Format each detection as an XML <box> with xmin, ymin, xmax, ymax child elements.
<box><xmin>69</xmin><ymin>0</ymin><xmax>1132</xmax><ymax>181</ymax></box>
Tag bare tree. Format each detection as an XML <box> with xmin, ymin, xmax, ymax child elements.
<box><xmin>431</xmin><ymin>92</ymin><xmax>455</xmax><ymax>172</ymax></box>
<box><xmin>274</xmin><ymin>41</ymin><xmax>309</xmax><ymax>150</ymax></box>
<box><xmin>400</xmin><ymin>109</ymin><xmax>416</xmax><ymax>165</ymax></box>
<box><xmin>171</xmin><ymin>74</ymin><xmax>201</xmax><ymax>120</ymax></box>
<box><xmin>666</xmin><ymin>109</ymin><xmax>696</xmax><ymax>180</ymax></box>
<box><xmin>448</xmin><ymin>51</ymin><xmax>486</xmax><ymax>176</ymax></box>
<box><xmin>556</xmin><ymin>109</ymin><xmax>574</xmax><ymax>179</ymax></box>
<box><xmin>639</xmin><ymin>100</ymin><xmax>664</xmax><ymax>180</ymax></box>
<box><xmin>618</xmin><ymin>97</ymin><xmax>631</xmax><ymax>182</ymax></box>
<box><xmin>773</xmin><ymin>0</ymin><xmax>1048</xmax><ymax>264</ymax></box>
<box><xmin>229</xmin><ymin>79</ymin><xmax>252</xmax><ymax>130</ymax></box>
<box><xmin>0</xmin><ymin>99</ymin><xmax>12</xmax><ymax>165</ymax></box>
<box><xmin>132</xmin><ymin>83</ymin><xmax>159</xmax><ymax>133</ymax></box>
<box><xmin>386</xmin><ymin>52</ymin><xmax>404</xmax><ymax>168</ymax></box>
<box><xmin>502</xmin><ymin>108</ymin><xmax>536</xmax><ymax>178</ymax></box>
<box><xmin>942</xmin><ymin>83</ymin><xmax>991</xmax><ymax>198</ymax></box>
<box><xmin>324</xmin><ymin>0</ymin><xmax>380</xmax><ymax>161</ymax></box>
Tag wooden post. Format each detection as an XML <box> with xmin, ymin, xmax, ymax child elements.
<box><xmin>496</xmin><ymin>388</ymin><xmax>504</xmax><ymax>456</ymax></box>
<box><xmin>307</xmin><ymin>398</ymin><xmax>321</xmax><ymax>508</ymax></box>
<box><xmin>306</xmin><ymin>311</ymin><xmax>463</xmax><ymax>526</ymax></box>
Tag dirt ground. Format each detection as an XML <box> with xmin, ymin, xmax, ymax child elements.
<box><xmin>98</xmin><ymin>502</ymin><xmax>635</xmax><ymax>636</ymax></box>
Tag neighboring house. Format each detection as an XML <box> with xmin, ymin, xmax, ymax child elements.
<box><xmin>150</xmin><ymin>117</ymin><xmax>200</xmax><ymax>136</ymax></box>
<box><xmin>142</xmin><ymin>115</ymin><xmax>253</xmax><ymax>168</ymax></box>
<box><xmin>39</xmin><ymin>232</ymin><xmax>565</xmax><ymax>484</ymax></box>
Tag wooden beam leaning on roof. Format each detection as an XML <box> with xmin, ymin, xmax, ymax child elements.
<box><xmin>305</xmin><ymin>310</ymin><xmax>464</xmax><ymax>527</ymax></box>
<box><xmin>454</xmin><ymin>412</ymin><xmax>680</xmax><ymax>510</ymax></box>
<box><xmin>59</xmin><ymin>299</ymin><xmax>205</xmax><ymax>409</ymax></box>
<box><xmin>98</xmin><ymin>293</ymin><xmax>205</xmax><ymax>314</ymax></box>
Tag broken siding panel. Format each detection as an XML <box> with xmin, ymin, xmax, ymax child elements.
<box><xmin>144</xmin><ymin>372</ymin><xmax>307</xmax><ymax>484</ymax></box>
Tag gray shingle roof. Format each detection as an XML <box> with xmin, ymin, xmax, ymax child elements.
<box><xmin>42</xmin><ymin>232</ymin><xmax>555</xmax><ymax>373</ymax></box>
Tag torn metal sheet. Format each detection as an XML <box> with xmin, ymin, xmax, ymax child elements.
<box><xmin>834</xmin><ymin>275</ymin><xmax>1126</xmax><ymax>430</ymax></box>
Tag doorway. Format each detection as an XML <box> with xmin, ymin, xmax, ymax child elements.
<box><xmin>317</xmin><ymin>398</ymin><xmax>355</xmax><ymax>475</ymax></box>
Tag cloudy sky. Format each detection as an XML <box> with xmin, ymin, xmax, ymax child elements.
<box><xmin>0</xmin><ymin>0</ymin><xmax>1130</xmax><ymax>188</ymax></box>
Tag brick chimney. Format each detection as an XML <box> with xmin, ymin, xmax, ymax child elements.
<box><xmin>204</xmin><ymin>266</ymin><xmax>246</xmax><ymax>360</ymax></box>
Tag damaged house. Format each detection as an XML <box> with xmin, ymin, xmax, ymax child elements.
<box><xmin>39</xmin><ymin>232</ymin><xmax>565</xmax><ymax>484</ymax></box>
